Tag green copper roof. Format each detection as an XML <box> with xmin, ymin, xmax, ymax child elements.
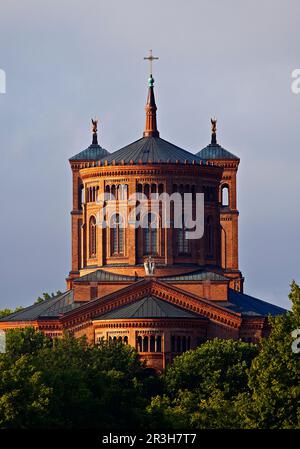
<box><xmin>0</xmin><ymin>291</ymin><xmax>83</xmax><ymax>322</ymax></box>
<box><xmin>74</xmin><ymin>269</ymin><xmax>137</xmax><ymax>283</ymax></box>
<box><xmin>100</xmin><ymin>136</ymin><xmax>205</xmax><ymax>165</ymax></box>
<box><xmin>96</xmin><ymin>295</ymin><xmax>200</xmax><ymax>320</ymax></box>
<box><xmin>196</xmin><ymin>143</ymin><xmax>239</xmax><ymax>160</ymax></box>
<box><xmin>161</xmin><ymin>269</ymin><xmax>228</xmax><ymax>282</ymax></box>
<box><xmin>69</xmin><ymin>144</ymin><xmax>110</xmax><ymax>161</ymax></box>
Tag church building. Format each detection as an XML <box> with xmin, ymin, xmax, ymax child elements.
<box><xmin>0</xmin><ymin>62</ymin><xmax>285</xmax><ymax>370</ymax></box>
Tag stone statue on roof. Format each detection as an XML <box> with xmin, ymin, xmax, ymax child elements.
<box><xmin>211</xmin><ymin>118</ymin><xmax>217</xmax><ymax>134</ymax></box>
<box><xmin>144</xmin><ymin>256</ymin><xmax>155</xmax><ymax>276</ymax></box>
<box><xmin>91</xmin><ymin>118</ymin><xmax>98</xmax><ymax>133</ymax></box>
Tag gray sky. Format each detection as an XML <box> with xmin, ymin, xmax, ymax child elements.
<box><xmin>0</xmin><ymin>0</ymin><xmax>299</xmax><ymax>310</ymax></box>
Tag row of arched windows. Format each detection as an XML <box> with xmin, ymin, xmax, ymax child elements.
<box><xmin>136</xmin><ymin>183</ymin><xmax>164</xmax><ymax>198</ymax></box>
<box><xmin>89</xmin><ymin>212</ymin><xmax>216</xmax><ymax>259</ymax></box>
<box><xmin>83</xmin><ymin>183</ymin><xmax>230</xmax><ymax>207</ymax></box>
<box><xmin>108</xmin><ymin>335</ymin><xmax>128</xmax><ymax>344</ymax></box>
<box><xmin>171</xmin><ymin>335</ymin><xmax>191</xmax><ymax>353</ymax></box>
<box><xmin>86</xmin><ymin>186</ymin><xmax>99</xmax><ymax>203</ymax></box>
<box><xmin>105</xmin><ymin>184</ymin><xmax>128</xmax><ymax>200</ymax></box>
<box><xmin>136</xmin><ymin>335</ymin><xmax>162</xmax><ymax>353</ymax></box>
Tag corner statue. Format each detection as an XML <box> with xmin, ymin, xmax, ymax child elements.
<box><xmin>211</xmin><ymin>118</ymin><xmax>217</xmax><ymax>134</ymax></box>
<box><xmin>144</xmin><ymin>256</ymin><xmax>155</xmax><ymax>276</ymax></box>
<box><xmin>91</xmin><ymin>118</ymin><xmax>98</xmax><ymax>133</ymax></box>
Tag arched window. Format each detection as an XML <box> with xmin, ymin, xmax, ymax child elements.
<box><xmin>187</xmin><ymin>336</ymin><xmax>191</xmax><ymax>350</ymax></box>
<box><xmin>110</xmin><ymin>214</ymin><xmax>124</xmax><ymax>256</ymax></box>
<box><xmin>150</xmin><ymin>336</ymin><xmax>155</xmax><ymax>352</ymax></box>
<box><xmin>182</xmin><ymin>336</ymin><xmax>187</xmax><ymax>352</ymax></box>
<box><xmin>89</xmin><ymin>216</ymin><xmax>97</xmax><ymax>258</ymax></box>
<box><xmin>144</xmin><ymin>184</ymin><xmax>150</xmax><ymax>199</ymax></box>
<box><xmin>136</xmin><ymin>336</ymin><xmax>142</xmax><ymax>352</ymax></box>
<box><xmin>178</xmin><ymin>215</ymin><xmax>190</xmax><ymax>255</ymax></box>
<box><xmin>118</xmin><ymin>184</ymin><xmax>128</xmax><ymax>200</ymax></box>
<box><xmin>78</xmin><ymin>184</ymin><xmax>84</xmax><ymax>209</ymax></box>
<box><xmin>143</xmin><ymin>336</ymin><xmax>149</xmax><ymax>352</ymax></box>
<box><xmin>221</xmin><ymin>185</ymin><xmax>229</xmax><ymax>207</ymax></box>
<box><xmin>143</xmin><ymin>212</ymin><xmax>158</xmax><ymax>255</ymax></box>
<box><xmin>176</xmin><ymin>336</ymin><xmax>181</xmax><ymax>353</ymax></box>
<box><xmin>171</xmin><ymin>336</ymin><xmax>175</xmax><ymax>352</ymax></box>
<box><xmin>206</xmin><ymin>216</ymin><xmax>214</xmax><ymax>258</ymax></box>
<box><xmin>158</xmin><ymin>183</ymin><xmax>164</xmax><ymax>194</ymax></box>
<box><xmin>111</xmin><ymin>184</ymin><xmax>116</xmax><ymax>200</ymax></box>
<box><xmin>156</xmin><ymin>336</ymin><xmax>162</xmax><ymax>352</ymax></box>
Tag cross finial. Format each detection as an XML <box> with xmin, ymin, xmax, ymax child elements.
<box><xmin>144</xmin><ymin>49</ymin><xmax>159</xmax><ymax>76</ymax></box>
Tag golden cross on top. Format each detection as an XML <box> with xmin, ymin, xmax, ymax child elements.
<box><xmin>144</xmin><ymin>49</ymin><xmax>159</xmax><ymax>75</ymax></box>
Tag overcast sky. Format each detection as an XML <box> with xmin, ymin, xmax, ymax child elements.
<box><xmin>0</xmin><ymin>0</ymin><xmax>299</xmax><ymax>309</ymax></box>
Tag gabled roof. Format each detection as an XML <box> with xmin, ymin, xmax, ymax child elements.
<box><xmin>74</xmin><ymin>269</ymin><xmax>137</xmax><ymax>283</ymax></box>
<box><xmin>196</xmin><ymin>143</ymin><xmax>239</xmax><ymax>160</ymax></box>
<box><xmin>100</xmin><ymin>136</ymin><xmax>205</xmax><ymax>165</ymax></box>
<box><xmin>69</xmin><ymin>144</ymin><xmax>109</xmax><ymax>161</ymax></box>
<box><xmin>96</xmin><ymin>295</ymin><xmax>200</xmax><ymax>320</ymax></box>
<box><xmin>0</xmin><ymin>291</ymin><xmax>83</xmax><ymax>322</ymax></box>
<box><xmin>215</xmin><ymin>289</ymin><xmax>287</xmax><ymax>317</ymax></box>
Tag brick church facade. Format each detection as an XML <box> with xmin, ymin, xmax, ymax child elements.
<box><xmin>0</xmin><ymin>71</ymin><xmax>285</xmax><ymax>370</ymax></box>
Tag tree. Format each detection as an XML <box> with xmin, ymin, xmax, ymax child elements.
<box><xmin>0</xmin><ymin>329</ymin><xmax>149</xmax><ymax>429</ymax></box>
<box><xmin>0</xmin><ymin>307</ymin><xmax>23</xmax><ymax>319</ymax></box>
<box><xmin>34</xmin><ymin>291</ymin><xmax>62</xmax><ymax>304</ymax></box>
<box><xmin>238</xmin><ymin>281</ymin><xmax>300</xmax><ymax>428</ymax></box>
<box><xmin>147</xmin><ymin>339</ymin><xmax>258</xmax><ymax>429</ymax></box>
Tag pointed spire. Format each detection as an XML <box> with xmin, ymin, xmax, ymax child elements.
<box><xmin>211</xmin><ymin>118</ymin><xmax>217</xmax><ymax>144</ymax></box>
<box><xmin>91</xmin><ymin>118</ymin><xmax>99</xmax><ymax>145</ymax></box>
<box><xmin>143</xmin><ymin>75</ymin><xmax>159</xmax><ymax>138</ymax></box>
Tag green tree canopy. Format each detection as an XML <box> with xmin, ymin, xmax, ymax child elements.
<box><xmin>238</xmin><ymin>281</ymin><xmax>300</xmax><ymax>428</ymax></box>
<box><xmin>0</xmin><ymin>328</ymin><xmax>149</xmax><ymax>429</ymax></box>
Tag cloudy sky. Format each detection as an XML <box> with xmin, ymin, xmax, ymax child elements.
<box><xmin>0</xmin><ymin>0</ymin><xmax>299</xmax><ymax>309</ymax></box>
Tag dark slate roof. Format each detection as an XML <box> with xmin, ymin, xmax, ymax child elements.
<box><xmin>215</xmin><ymin>289</ymin><xmax>287</xmax><ymax>317</ymax></box>
<box><xmin>74</xmin><ymin>268</ymin><xmax>227</xmax><ymax>284</ymax></box>
<box><xmin>197</xmin><ymin>143</ymin><xmax>239</xmax><ymax>160</ymax></box>
<box><xmin>161</xmin><ymin>269</ymin><xmax>228</xmax><ymax>282</ymax></box>
<box><xmin>96</xmin><ymin>295</ymin><xmax>200</xmax><ymax>320</ymax></box>
<box><xmin>0</xmin><ymin>291</ymin><xmax>83</xmax><ymax>322</ymax></box>
<box><xmin>74</xmin><ymin>269</ymin><xmax>137</xmax><ymax>283</ymax></box>
<box><xmin>100</xmin><ymin>136</ymin><xmax>205</xmax><ymax>165</ymax></box>
<box><xmin>69</xmin><ymin>144</ymin><xmax>110</xmax><ymax>161</ymax></box>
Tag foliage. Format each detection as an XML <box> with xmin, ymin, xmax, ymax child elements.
<box><xmin>237</xmin><ymin>281</ymin><xmax>300</xmax><ymax>429</ymax></box>
<box><xmin>147</xmin><ymin>339</ymin><xmax>258</xmax><ymax>429</ymax></box>
<box><xmin>0</xmin><ymin>329</ymin><xmax>148</xmax><ymax>429</ymax></box>
<box><xmin>0</xmin><ymin>307</ymin><xmax>23</xmax><ymax>319</ymax></box>
<box><xmin>0</xmin><ymin>282</ymin><xmax>300</xmax><ymax>429</ymax></box>
<box><xmin>34</xmin><ymin>291</ymin><xmax>62</xmax><ymax>304</ymax></box>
